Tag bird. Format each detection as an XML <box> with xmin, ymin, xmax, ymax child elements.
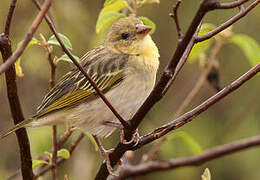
<box><xmin>0</xmin><ymin>16</ymin><xmax>160</xmax><ymax>139</ymax></box>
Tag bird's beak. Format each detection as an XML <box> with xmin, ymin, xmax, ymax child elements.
<box><xmin>135</xmin><ymin>24</ymin><xmax>152</xmax><ymax>40</ymax></box>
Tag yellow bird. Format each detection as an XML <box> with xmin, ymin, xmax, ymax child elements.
<box><xmin>0</xmin><ymin>16</ymin><xmax>160</xmax><ymax>139</ymax></box>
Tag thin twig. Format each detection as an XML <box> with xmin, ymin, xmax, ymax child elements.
<box><xmin>31</xmin><ymin>0</ymin><xmax>129</xmax><ymax>128</ymax></box>
<box><xmin>136</xmin><ymin>61</ymin><xmax>260</xmax><ymax>148</ymax></box>
<box><xmin>95</xmin><ymin>0</ymin><xmax>259</xmax><ymax>178</ymax></box>
<box><xmin>169</xmin><ymin>0</ymin><xmax>183</xmax><ymax>41</ymax></box>
<box><xmin>51</xmin><ymin>126</ymin><xmax>58</xmax><ymax>180</ymax></box>
<box><xmin>0</xmin><ymin>0</ymin><xmax>54</xmax><ymax>74</ymax></box>
<box><xmin>196</xmin><ymin>0</ymin><xmax>260</xmax><ymax>42</ymax></box>
<box><xmin>215</xmin><ymin>0</ymin><xmax>249</xmax><ymax>9</ymax></box>
<box><xmin>174</xmin><ymin>39</ymin><xmax>225</xmax><ymax>118</ymax></box>
<box><xmin>0</xmin><ymin>0</ymin><xmax>35</xmax><ymax>179</ymax></box>
<box><xmin>57</xmin><ymin>127</ymin><xmax>75</xmax><ymax>149</ymax></box>
<box><xmin>44</xmin><ymin>23</ymin><xmax>58</xmax><ymax>180</ymax></box>
<box><xmin>4</xmin><ymin>0</ymin><xmax>17</xmax><ymax>37</ymax></box>
<box><xmin>117</xmin><ymin>135</ymin><xmax>260</xmax><ymax>179</ymax></box>
<box><xmin>34</xmin><ymin>133</ymin><xmax>85</xmax><ymax>179</ymax></box>
<box><xmin>161</xmin><ymin>21</ymin><xmax>202</xmax><ymax>96</ymax></box>
<box><xmin>143</xmin><ymin>38</ymin><xmax>225</xmax><ymax>162</ymax></box>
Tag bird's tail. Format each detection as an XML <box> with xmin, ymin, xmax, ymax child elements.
<box><xmin>0</xmin><ymin>118</ymin><xmax>35</xmax><ymax>139</ymax></box>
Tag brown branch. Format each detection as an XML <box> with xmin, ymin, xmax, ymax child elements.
<box><xmin>51</xmin><ymin>126</ymin><xmax>58</xmax><ymax>180</ymax></box>
<box><xmin>169</xmin><ymin>0</ymin><xmax>183</xmax><ymax>41</ymax></box>
<box><xmin>136</xmin><ymin>61</ymin><xmax>260</xmax><ymax>148</ymax></box>
<box><xmin>174</xmin><ymin>38</ymin><xmax>225</xmax><ymax>118</ymax></box>
<box><xmin>34</xmin><ymin>133</ymin><xmax>85</xmax><ymax>179</ymax></box>
<box><xmin>95</xmin><ymin>0</ymin><xmax>218</xmax><ymax>179</ymax></box>
<box><xmin>117</xmin><ymin>135</ymin><xmax>260</xmax><ymax>179</ymax></box>
<box><xmin>214</xmin><ymin>0</ymin><xmax>249</xmax><ymax>9</ymax></box>
<box><xmin>95</xmin><ymin>0</ymin><xmax>260</xmax><ymax>178</ymax></box>
<box><xmin>44</xmin><ymin>21</ymin><xmax>58</xmax><ymax>180</ymax></box>
<box><xmin>195</xmin><ymin>0</ymin><xmax>260</xmax><ymax>42</ymax></box>
<box><xmin>4</xmin><ymin>0</ymin><xmax>17</xmax><ymax>37</ymax></box>
<box><xmin>143</xmin><ymin>37</ymin><xmax>225</xmax><ymax>162</ymax></box>
<box><xmin>57</xmin><ymin>127</ymin><xmax>75</xmax><ymax>149</ymax></box>
<box><xmin>0</xmin><ymin>0</ymin><xmax>54</xmax><ymax>75</ymax></box>
<box><xmin>0</xmin><ymin>1</ymin><xmax>34</xmax><ymax>179</ymax></box>
<box><xmin>31</xmin><ymin>0</ymin><xmax>129</xmax><ymax>129</ymax></box>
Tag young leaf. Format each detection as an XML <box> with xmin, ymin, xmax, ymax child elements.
<box><xmin>86</xmin><ymin>133</ymin><xmax>99</xmax><ymax>151</ymax></box>
<box><xmin>56</xmin><ymin>54</ymin><xmax>80</xmax><ymax>63</ymax></box>
<box><xmin>143</xmin><ymin>0</ymin><xmax>160</xmax><ymax>5</ymax></box>
<box><xmin>177</xmin><ymin>132</ymin><xmax>202</xmax><ymax>154</ymax></box>
<box><xmin>15</xmin><ymin>37</ymin><xmax>40</xmax><ymax>77</ymax></box>
<box><xmin>230</xmin><ymin>34</ymin><xmax>260</xmax><ymax>66</ymax></box>
<box><xmin>138</xmin><ymin>16</ymin><xmax>156</xmax><ymax>34</ymax></box>
<box><xmin>48</xmin><ymin>33</ymin><xmax>73</xmax><ymax>50</ymax></box>
<box><xmin>57</xmin><ymin>148</ymin><xmax>70</xmax><ymax>159</ymax></box>
<box><xmin>17</xmin><ymin>37</ymin><xmax>39</xmax><ymax>49</ymax></box>
<box><xmin>32</xmin><ymin>160</ymin><xmax>48</xmax><ymax>168</ymax></box>
<box><xmin>201</xmin><ymin>168</ymin><xmax>211</xmax><ymax>180</ymax></box>
<box><xmin>100</xmin><ymin>0</ymin><xmax>129</xmax><ymax>17</ymax></box>
<box><xmin>189</xmin><ymin>23</ymin><xmax>216</xmax><ymax>63</ymax></box>
<box><xmin>15</xmin><ymin>58</ymin><xmax>24</xmax><ymax>77</ymax></box>
<box><xmin>96</xmin><ymin>12</ymin><xmax>125</xmax><ymax>34</ymax></box>
<box><xmin>104</xmin><ymin>0</ymin><xmax>120</xmax><ymax>6</ymax></box>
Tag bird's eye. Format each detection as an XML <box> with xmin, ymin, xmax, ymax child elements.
<box><xmin>121</xmin><ymin>32</ymin><xmax>130</xmax><ymax>40</ymax></box>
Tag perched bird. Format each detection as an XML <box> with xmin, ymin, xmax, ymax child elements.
<box><xmin>0</xmin><ymin>16</ymin><xmax>160</xmax><ymax>139</ymax></box>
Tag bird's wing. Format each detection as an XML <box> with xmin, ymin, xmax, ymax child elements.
<box><xmin>33</xmin><ymin>45</ymin><xmax>129</xmax><ymax>118</ymax></box>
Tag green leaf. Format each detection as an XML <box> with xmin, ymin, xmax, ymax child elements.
<box><xmin>176</xmin><ymin>132</ymin><xmax>202</xmax><ymax>154</ymax></box>
<box><xmin>201</xmin><ymin>168</ymin><xmax>211</xmax><ymax>180</ymax></box>
<box><xmin>56</xmin><ymin>54</ymin><xmax>80</xmax><ymax>63</ymax></box>
<box><xmin>100</xmin><ymin>0</ymin><xmax>128</xmax><ymax>17</ymax></box>
<box><xmin>189</xmin><ymin>23</ymin><xmax>216</xmax><ymax>63</ymax></box>
<box><xmin>230</xmin><ymin>34</ymin><xmax>260</xmax><ymax>66</ymax></box>
<box><xmin>32</xmin><ymin>160</ymin><xmax>48</xmax><ymax>168</ymax></box>
<box><xmin>104</xmin><ymin>0</ymin><xmax>120</xmax><ymax>6</ymax></box>
<box><xmin>15</xmin><ymin>37</ymin><xmax>40</xmax><ymax>77</ymax></box>
<box><xmin>138</xmin><ymin>16</ymin><xmax>156</xmax><ymax>34</ymax></box>
<box><xmin>57</xmin><ymin>149</ymin><xmax>70</xmax><ymax>159</ymax></box>
<box><xmin>17</xmin><ymin>37</ymin><xmax>39</xmax><ymax>49</ymax></box>
<box><xmin>48</xmin><ymin>33</ymin><xmax>73</xmax><ymax>50</ymax></box>
<box><xmin>86</xmin><ymin>133</ymin><xmax>99</xmax><ymax>151</ymax></box>
<box><xmin>96</xmin><ymin>12</ymin><xmax>125</xmax><ymax>34</ymax></box>
<box><xmin>15</xmin><ymin>58</ymin><xmax>24</xmax><ymax>77</ymax></box>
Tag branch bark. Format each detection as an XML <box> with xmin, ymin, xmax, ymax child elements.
<box><xmin>0</xmin><ymin>0</ymin><xmax>34</xmax><ymax>179</ymax></box>
<box><xmin>195</xmin><ymin>0</ymin><xmax>260</xmax><ymax>42</ymax></box>
<box><xmin>95</xmin><ymin>0</ymin><xmax>258</xmax><ymax>179</ymax></box>
<box><xmin>34</xmin><ymin>133</ymin><xmax>85</xmax><ymax>179</ymax></box>
<box><xmin>116</xmin><ymin>135</ymin><xmax>260</xmax><ymax>179</ymax></box>
<box><xmin>0</xmin><ymin>0</ymin><xmax>54</xmax><ymax>75</ymax></box>
<box><xmin>136</xmin><ymin>61</ymin><xmax>260</xmax><ymax>148</ymax></box>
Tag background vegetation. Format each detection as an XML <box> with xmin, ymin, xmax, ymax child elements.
<box><xmin>0</xmin><ymin>0</ymin><xmax>260</xmax><ymax>179</ymax></box>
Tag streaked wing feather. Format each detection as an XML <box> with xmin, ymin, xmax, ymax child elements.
<box><xmin>33</xmin><ymin>45</ymin><xmax>128</xmax><ymax>118</ymax></box>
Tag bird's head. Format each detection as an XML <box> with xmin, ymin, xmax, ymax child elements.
<box><xmin>105</xmin><ymin>16</ymin><xmax>153</xmax><ymax>55</ymax></box>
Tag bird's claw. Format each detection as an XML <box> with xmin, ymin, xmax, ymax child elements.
<box><xmin>120</xmin><ymin>129</ymin><xmax>139</xmax><ymax>146</ymax></box>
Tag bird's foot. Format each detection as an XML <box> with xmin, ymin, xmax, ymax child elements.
<box><xmin>92</xmin><ymin>135</ymin><xmax>118</xmax><ymax>177</ymax></box>
<box><xmin>120</xmin><ymin>128</ymin><xmax>140</xmax><ymax>146</ymax></box>
<box><xmin>103</xmin><ymin>121</ymin><xmax>140</xmax><ymax>146</ymax></box>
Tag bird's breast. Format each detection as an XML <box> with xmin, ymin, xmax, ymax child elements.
<box><xmin>106</xmin><ymin>68</ymin><xmax>156</xmax><ymax>120</ymax></box>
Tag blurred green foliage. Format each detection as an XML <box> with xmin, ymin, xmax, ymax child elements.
<box><xmin>1</xmin><ymin>0</ymin><xmax>260</xmax><ymax>180</ymax></box>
